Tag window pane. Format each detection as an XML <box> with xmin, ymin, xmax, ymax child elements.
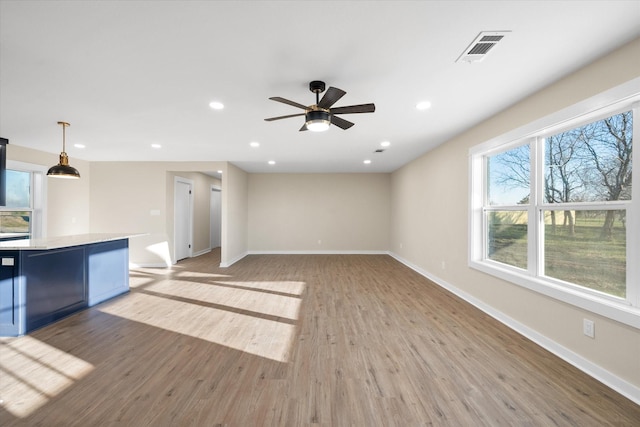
<box><xmin>544</xmin><ymin>210</ymin><xmax>626</xmax><ymax>298</ymax></box>
<box><xmin>0</xmin><ymin>211</ymin><xmax>31</xmax><ymax>236</ymax></box>
<box><xmin>544</xmin><ymin>111</ymin><xmax>632</xmax><ymax>203</ymax></box>
<box><xmin>487</xmin><ymin>144</ymin><xmax>530</xmax><ymax>205</ymax></box>
<box><xmin>487</xmin><ymin>210</ymin><xmax>528</xmax><ymax>269</ymax></box>
<box><xmin>6</xmin><ymin>169</ymin><xmax>31</xmax><ymax>208</ymax></box>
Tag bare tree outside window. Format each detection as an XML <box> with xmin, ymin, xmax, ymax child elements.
<box><xmin>485</xmin><ymin>110</ymin><xmax>632</xmax><ymax>297</ymax></box>
<box><xmin>578</xmin><ymin>111</ymin><xmax>633</xmax><ymax>238</ymax></box>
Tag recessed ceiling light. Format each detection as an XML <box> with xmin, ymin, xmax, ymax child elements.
<box><xmin>380</xmin><ymin>141</ymin><xmax>391</xmax><ymax>147</ymax></box>
<box><xmin>151</xmin><ymin>143</ymin><xmax>162</xmax><ymax>149</ymax></box>
<box><xmin>250</xmin><ymin>141</ymin><xmax>260</xmax><ymax>148</ymax></box>
<box><xmin>74</xmin><ymin>143</ymin><xmax>86</xmax><ymax>149</ymax></box>
<box><xmin>363</xmin><ymin>159</ymin><xmax>372</xmax><ymax>165</ymax></box>
<box><xmin>217</xmin><ymin>170</ymin><xmax>223</xmax><ymax>174</ymax></box>
<box><xmin>209</xmin><ymin>101</ymin><xmax>224</xmax><ymax>110</ymax></box>
<box><xmin>416</xmin><ymin>101</ymin><xmax>432</xmax><ymax>110</ymax></box>
<box><xmin>268</xmin><ymin>160</ymin><xmax>276</xmax><ymax>165</ymax></box>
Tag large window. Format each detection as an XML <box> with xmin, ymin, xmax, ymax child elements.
<box><xmin>470</xmin><ymin>90</ymin><xmax>638</xmax><ymax>326</ymax></box>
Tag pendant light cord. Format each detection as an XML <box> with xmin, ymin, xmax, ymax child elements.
<box><xmin>58</xmin><ymin>121</ymin><xmax>70</xmax><ymax>153</ymax></box>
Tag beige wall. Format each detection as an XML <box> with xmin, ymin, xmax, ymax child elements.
<box><xmin>90</xmin><ymin>161</ymin><xmax>225</xmax><ymax>266</ymax></box>
<box><xmin>248</xmin><ymin>173</ymin><xmax>390</xmax><ymax>252</ymax></box>
<box><xmin>7</xmin><ymin>144</ymin><xmax>90</xmax><ymax>237</ymax></box>
<box><xmin>391</xmin><ymin>38</ymin><xmax>640</xmax><ymax>390</ymax></box>
<box><xmin>221</xmin><ymin>163</ymin><xmax>248</xmax><ymax>266</ymax></box>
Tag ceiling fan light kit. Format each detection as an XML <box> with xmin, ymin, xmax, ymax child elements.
<box><xmin>305</xmin><ymin>110</ymin><xmax>331</xmax><ymax>132</ymax></box>
<box><xmin>265</xmin><ymin>80</ymin><xmax>375</xmax><ymax>132</ymax></box>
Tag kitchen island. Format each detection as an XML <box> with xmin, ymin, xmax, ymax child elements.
<box><xmin>0</xmin><ymin>233</ymin><xmax>134</xmax><ymax>336</ymax></box>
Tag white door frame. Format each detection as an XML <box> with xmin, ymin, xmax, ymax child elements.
<box><xmin>174</xmin><ymin>176</ymin><xmax>194</xmax><ymax>263</ymax></box>
<box><xmin>210</xmin><ymin>184</ymin><xmax>222</xmax><ymax>249</ymax></box>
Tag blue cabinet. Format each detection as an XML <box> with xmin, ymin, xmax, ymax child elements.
<box><xmin>0</xmin><ymin>238</ymin><xmax>129</xmax><ymax>336</ymax></box>
<box><xmin>87</xmin><ymin>240</ymin><xmax>129</xmax><ymax>306</ymax></box>
<box><xmin>24</xmin><ymin>246</ymin><xmax>87</xmax><ymax>332</ymax></box>
<box><xmin>0</xmin><ymin>252</ymin><xmax>20</xmax><ymax>336</ymax></box>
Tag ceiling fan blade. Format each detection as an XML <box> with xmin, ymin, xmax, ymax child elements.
<box><xmin>330</xmin><ymin>115</ymin><xmax>354</xmax><ymax>130</ymax></box>
<box><xmin>264</xmin><ymin>113</ymin><xmax>306</xmax><ymax>122</ymax></box>
<box><xmin>317</xmin><ymin>87</ymin><xmax>346</xmax><ymax>109</ymax></box>
<box><xmin>299</xmin><ymin>123</ymin><xmax>308</xmax><ymax>131</ymax></box>
<box><xmin>269</xmin><ymin>97</ymin><xmax>309</xmax><ymax>110</ymax></box>
<box><xmin>330</xmin><ymin>103</ymin><xmax>376</xmax><ymax>115</ymax></box>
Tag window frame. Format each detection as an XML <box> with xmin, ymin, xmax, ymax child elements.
<box><xmin>469</xmin><ymin>79</ymin><xmax>640</xmax><ymax>329</ymax></box>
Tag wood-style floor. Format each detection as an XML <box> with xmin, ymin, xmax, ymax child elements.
<box><xmin>1</xmin><ymin>251</ymin><xmax>639</xmax><ymax>426</ymax></box>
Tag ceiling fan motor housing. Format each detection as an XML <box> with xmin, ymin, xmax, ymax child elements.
<box><xmin>306</xmin><ymin>110</ymin><xmax>330</xmax><ymax>121</ymax></box>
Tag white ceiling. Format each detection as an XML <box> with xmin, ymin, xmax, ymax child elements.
<box><xmin>1</xmin><ymin>1</ymin><xmax>639</xmax><ymax>174</ymax></box>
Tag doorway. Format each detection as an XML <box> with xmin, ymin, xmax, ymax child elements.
<box><xmin>174</xmin><ymin>177</ymin><xmax>194</xmax><ymax>262</ymax></box>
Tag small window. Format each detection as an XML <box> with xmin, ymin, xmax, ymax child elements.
<box><xmin>1</xmin><ymin>167</ymin><xmax>40</xmax><ymax>240</ymax></box>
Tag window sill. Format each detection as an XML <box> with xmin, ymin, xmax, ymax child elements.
<box><xmin>469</xmin><ymin>259</ymin><xmax>640</xmax><ymax>330</ymax></box>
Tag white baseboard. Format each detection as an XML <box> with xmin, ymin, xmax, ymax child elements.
<box><xmin>221</xmin><ymin>250</ymin><xmax>386</xmax><ymax>266</ymax></box>
<box><xmin>220</xmin><ymin>251</ymin><xmax>248</xmax><ymax>268</ymax></box>
<box><xmin>247</xmin><ymin>250</ymin><xmax>388</xmax><ymax>255</ymax></box>
<box><xmin>388</xmin><ymin>252</ymin><xmax>640</xmax><ymax>406</ymax></box>
<box><xmin>129</xmin><ymin>262</ymin><xmax>170</xmax><ymax>268</ymax></box>
<box><xmin>192</xmin><ymin>248</ymin><xmax>211</xmax><ymax>258</ymax></box>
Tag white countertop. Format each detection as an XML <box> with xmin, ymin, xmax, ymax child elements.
<box><xmin>0</xmin><ymin>233</ymin><xmax>140</xmax><ymax>250</ymax></box>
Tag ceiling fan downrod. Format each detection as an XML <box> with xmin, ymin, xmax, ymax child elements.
<box><xmin>309</xmin><ymin>80</ymin><xmax>326</xmax><ymax>105</ymax></box>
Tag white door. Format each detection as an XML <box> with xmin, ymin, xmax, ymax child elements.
<box><xmin>174</xmin><ymin>178</ymin><xmax>193</xmax><ymax>262</ymax></box>
<box><xmin>210</xmin><ymin>186</ymin><xmax>222</xmax><ymax>248</ymax></box>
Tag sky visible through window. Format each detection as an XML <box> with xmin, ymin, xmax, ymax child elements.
<box><xmin>487</xmin><ymin>144</ymin><xmax>530</xmax><ymax>206</ymax></box>
<box><xmin>6</xmin><ymin>169</ymin><xmax>30</xmax><ymax>207</ymax></box>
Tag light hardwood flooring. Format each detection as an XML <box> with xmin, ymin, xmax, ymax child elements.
<box><xmin>1</xmin><ymin>250</ymin><xmax>639</xmax><ymax>426</ymax></box>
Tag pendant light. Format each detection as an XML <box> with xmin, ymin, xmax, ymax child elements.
<box><xmin>47</xmin><ymin>121</ymin><xmax>80</xmax><ymax>179</ymax></box>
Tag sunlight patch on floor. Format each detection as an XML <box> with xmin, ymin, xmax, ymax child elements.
<box><xmin>132</xmin><ymin>267</ymin><xmax>175</xmax><ymax>276</ymax></box>
<box><xmin>145</xmin><ymin>279</ymin><xmax>304</xmax><ymax>320</ymax></box>
<box><xmin>97</xmin><ymin>292</ymin><xmax>297</xmax><ymax>362</ymax></box>
<box><xmin>214</xmin><ymin>280</ymin><xmax>306</xmax><ymax>296</ymax></box>
<box><xmin>173</xmin><ymin>271</ymin><xmax>232</xmax><ymax>279</ymax></box>
<box><xmin>128</xmin><ymin>276</ymin><xmax>156</xmax><ymax>289</ymax></box>
<box><xmin>0</xmin><ymin>336</ymin><xmax>94</xmax><ymax>418</ymax></box>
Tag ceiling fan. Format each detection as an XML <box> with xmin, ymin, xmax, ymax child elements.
<box><xmin>265</xmin><ymin>80</ymin><xmax>375</xmax><ymax>132</ymax></box>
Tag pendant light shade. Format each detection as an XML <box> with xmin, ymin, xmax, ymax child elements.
<box><xmin>47</xmin><ymin>121</ymin><xmax>80</xmax><ymax>179</ymax></box>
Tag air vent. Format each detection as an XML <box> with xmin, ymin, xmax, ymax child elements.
<box><xmin>456</xmin><ymin>31</ymin><xmax>510</xmax><ymax>63</ymax></box>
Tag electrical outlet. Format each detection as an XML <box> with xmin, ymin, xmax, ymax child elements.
<box><xmin>583</xmin><ymin>319</ymin><xmax>595</xmax><ymax>338</ymax></box>
<box><xmin>317</xmin><ymin>239</ymin><xmax>322</xmax><ymax>245</ymax></box>
<box><xmin>441</xmin><ymin>261</ymin><xmax>446</xmax><ymax>270</ymax></box>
